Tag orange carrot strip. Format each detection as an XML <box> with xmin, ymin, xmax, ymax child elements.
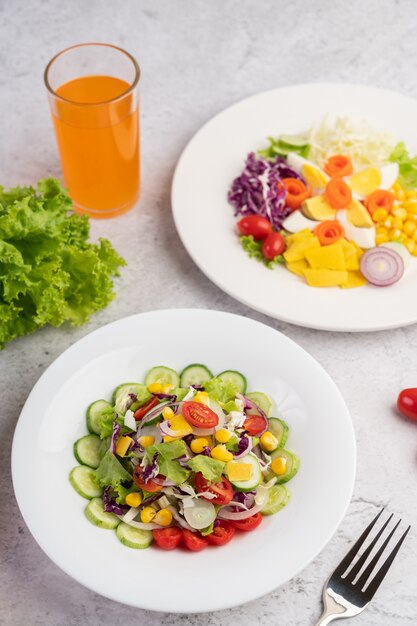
<box><xmin>324</xmin><ymin>155</ymin><xmax>353</xmax><ymax>178</ymax></box>
<box><xmin>365</xmin><ymin>189</ymin><xmax>394</xmax><ymax>215</ymax></box>
<box><xmin>314</xmin><ymin>220</ymin><xmax>345</xmax><ymax>246</ymax></box>
<box><xmin>325</xmin><ymin>177</ymin><xmax>352</xmax><ymax>209</ymax></box>
<box><xmin>282</xmin><ymin>178</ymin><xmax>312</xmax><ymax>210</ymax></box>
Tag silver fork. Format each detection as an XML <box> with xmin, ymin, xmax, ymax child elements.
<box><xmin>315</xmin><ymin>509</ymin><xmax>410</xmax><ymax>625</ymax></box>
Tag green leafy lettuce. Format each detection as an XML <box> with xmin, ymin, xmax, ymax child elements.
<box><xmin>204</xmin><ymin>377</ymin><xmax>240</xmax><ymax>404</ymax></box>
<box><xmin>0</xmin><ymin>178</ymin><xmax>125</xmax><ymax>348</ymax></box>
<box><xmin>390</xmin><ymin>142</ymin><xmax>417</xmax><ymax>189</ymax></box>
<box><xmin>146</xmin><ymin>440</ymin><xmax>190</xmax><ymax>485</ymax></box>
<box><xmin>114</xmin><ymin>482</ymin><xmax>140</xmax><ymax>505</ymax></box>
<box><xmin>200</xmin><ymin>521</ymin><xmax>215</xmax><ymax>536</ymax></box>
<box><xmin>187</xmin><ymin>455</ymin><xmax>225</xmax><ymax>483</ymax></box>
<box><xmin>240</xmin><ymin>235</ymin><xmax>285</xmax><ymax>269</ymax></box>
<box><xmin>94</xmin><ymin>450</ymin><xmax>132</xmax><ymax>489</ymax></box>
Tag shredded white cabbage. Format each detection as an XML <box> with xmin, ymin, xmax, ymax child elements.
<box><xmin>307</xmin><ymin>115</ymin><xmax>395</xmax><ymax>169</ymax></box>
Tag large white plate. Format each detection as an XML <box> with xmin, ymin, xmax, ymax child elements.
<box><xmin>172</xmin><ymin>83</ymin><xmax>417</xmax><ymax>331</ymax></box>
<box><xmin>12</xmin><ymin>309</ymin><xmax>355</xmax><ymax>613</ymax></box>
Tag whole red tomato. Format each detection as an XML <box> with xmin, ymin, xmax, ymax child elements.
<box><xmin>397</xmin><ymin>388</ymin><xmax>417</xmax><ymax>422</ymax></box>
<box><xmin>262</xmin><ymin>232</ymin><xmax>286</xmax><ymax>260</ymax></box>
<box><xmin>237</xmin><ymin>215</ymin><xmax>272</xmax><ymax>240</ymax></box>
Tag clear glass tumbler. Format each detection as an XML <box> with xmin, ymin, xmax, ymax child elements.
<box><xmin>44</xmin><ymin>43</ymin><xmax>140</xmax><ymax>218</ymax></box>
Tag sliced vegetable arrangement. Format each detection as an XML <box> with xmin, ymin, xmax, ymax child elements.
<box><xmin>229</xmin><ymin>116</ymin><xmax>417</xmax><ymax>288</ymax></box>
<box><xmin>70</xmin><ymin>365</ymin><xmax>299</xmax><ymax>551</ymax></box>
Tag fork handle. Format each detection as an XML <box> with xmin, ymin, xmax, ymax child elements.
<box><xmin>314</xmin><ymin>610</ymin><xmax>341</xmax><ymax>625</ymax></box>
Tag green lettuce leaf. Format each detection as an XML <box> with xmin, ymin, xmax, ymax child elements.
<box><xmin>204</xmin><ymin>377</ymin><xmax>239</xmax><ymax>404</ymax></box>
<box><xmin>94</xmin><ymin>450</ymin><xmax>132</xmax><ymax>489</ymax></box>
<box><xmin>390</xmin><ymin>142</ymin><xmax>417</xmax><ymax>189</ymax></box>
<box><xmin>0</xmin><ymin>178</ymin><xmax>125</xmax><ymax>348</ymax></box>
<box><xmin>114</xmin><ymin>482</ymin><xmax>140</xmax><ymax>505</ymax></box>
<box><xmin>187</xmin><ymin>455</ymin><xmax>225</xmax><ymax>483</ymax></box>
<box><xmin>240</xmin><ymin>235</ymin><xmax>285</xmax><ymax>269</ymax></box>
<box><xmin>146</xmin><ymin>440</ymin><xmax>190</xmax><ymax>485</ymax></box>
<box><xmin>200</xmin><ymin>521</ymin><xmax>215</xmax><ymax>536</ymax></box>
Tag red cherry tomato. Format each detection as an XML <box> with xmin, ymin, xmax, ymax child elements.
<box><xmin>194</xmin><ymin>472</ymin><xmax>234</xmax><ymax>506</ymax></box>
<box><xmin>182</xmin><ymin>401</ymin><xmax>219</xmax><ymax>428</ymax></box>
<box><xmin>397</xmin><ymin>388</ymin><xmax>417</xmax><ymax>422</ymax></box>
<box><xmin>237</xmin><ymin>215</ymin><xmax>273</xmax><ymax>240</ymax></box>
<box><xmin>243</xmin><ymin>414</ymin><xmax>268</xmax><ymax>436</ymax></box>
<box><xmin>182</xmin><ymin>529</ymin><xmax>209</xmax><ymax>552</ymax></box>
<box><xmin>132</xmin><ymin>466</ymin><xmax>163</xmax><ymax>492</ymax></box>
<box><xmin>153</xmin><ymin>527</ymin><xmax>182</xmax><ymax>550</ymax></box>
<box><xmin>261</xmin><ymin>232</ymin><xmax>286</xmax><ymax>260</ymax></box>
<box><xmin>231</xmin><ymin>512</ymin><xmax>263</xmax><ymax>532</ymax></box>
<box><xmin>134</xmin><ymin>396</ymin><xmax>159</xmax><ymax>421</ymax></box>
<box><xmin>206</xmin><ymin>520</ymin><xmax>236</xmax><ymax>546</ymax></box>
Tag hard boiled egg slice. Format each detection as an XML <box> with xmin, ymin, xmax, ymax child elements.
<box><xmin>282</xmin><ymin>210</ymin><xmax>320</xmax><ymax>233</ymax></box>
<box><xmin>336</xmin><ymin>210</ymin><xmax>376</xmax><ymax>249</ymax></box>
<box><xmin>346</xmin><ymin>163</ymin><xmax>399</xmax><ymax>200</ymax></box>
<box><xmin>286</xmin><ymin>153</ymin><xmax>330</xmax><ymax>190</ymax></box>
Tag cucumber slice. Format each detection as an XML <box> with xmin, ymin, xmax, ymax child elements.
<box><xmin>85</xmin><ymin>497</ymin><xmax>120</xmax><ymax>529</ymax></box>
<box><xmin>144</xmin><ymin>366</ymin><xmax>180</xmax><ymax>388</ymax></box>
<box><xmin>268</xmin><ymin>418</ymin><xmax>289</xmax><ymax>448</ymax></box>
<box><xmin>87</xmin><ymin>400</ymin><xmax>112</xmax><ymax>435</ymax></box>
<box><xmin>69</xmin><ymin>466</ymin><xmax>103</xmax><ymax>499</ymax></box>
<box><xmin>180</xmin><ymin>363</ymin><xmax>213</xmax><ymax>387</ymax></box>
<box><xmin>73</xmin><ymin>434</ymin><xmax>101</xmax><ymax>468</ymax></box>
<box><xmin>217</xmin><ymin>370</ymin><xmax>247</xmax><ymax>394</ymax></box>
<box><xmin>270</xmin><ymin>449</ymin><xmax>300</xmax><ymax>484</ymax></box>
<box><xmin>246</xmin><ymin>392</ymin><xmax>272</xmax><ymax>416</ymax></box>
<box><xmin>279</xmin><ymin>134</ymin><xmax>309</xmax><ymax>148</ymax></box>
<box><xmin>261</xmin><ymin>485</ymin><xmax>290</xmax><ymax>515</ymax></box>
<box><xmin>227</xmin><ymin>453</ymin><xmax>262</xmax><ymax>491</ymax></box>
<box><xmin>116</xmin><ymin>522</ymin><xmax>153</xmax><ymax>549</ymax></box>
<box><xmin>112</xmin><ymin>383</ymin><xmax>151</xmax><ymax>407</ymax></box>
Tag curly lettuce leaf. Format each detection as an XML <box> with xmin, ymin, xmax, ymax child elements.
<box><xmin>187</xmin><ymin>455</ymin><xmax>225</xmax><ymax>483</ymax></box>
<box><xmin>204</xmin><ymin>377</ymin><xmax>240</xmax><ymax>404</ymax></box>
<box><xmin>240</xmin><ymin>235</ymin><xmax>285</xmax><ymax>269</ymax></box>
<box><xmin>146</xmin><ymin>440</ymin><xmax>190</xmax><ymax>485</ymax></box>
<box><xmin>94</xmin><ymin>450</ymin><xmax>132</xmax><ymax>489</ymax></box>
<box><xmin>390</xmin><ymin>142</ymin><xmax>417</xmax><ymax>189</ymax></box>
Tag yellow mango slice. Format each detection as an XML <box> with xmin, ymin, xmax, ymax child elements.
<box><xmin>304</xmin><ymin>242</ymin><xmax>346</xmax><ymax>271</ymax></box>
<box><xmin>284</xmin><ymin>236</ymin><xmax>320</xmax><ymax>263</ymax></box>
<box><xmin>341</xmin><ymin>271</ymin><xmax>367</xmax><ymax>289</ymax></box>
<box><xmin>302</xmin><ymin>268</ymin><xmax>349</xmax><ymax>287</ymax></box>
<box><xmin>338</xmin><ymin>239</ymin><xmax>362</xmax><ymax>270</ymax></box>
<box><xmin>286</xmin><ymin>259</ymin><xmax>309</xmax><ymax>276</ymax></box>
<box><xmin>227</xmin><ymin>461</ymin><xmax>253</xmax><ymax>482</ymax></box>
<box><xmin>301</xmin><ymin>195</ymin><xmax>337</xmax><ymax>221</ymax></box>
<box><xmin>286</xmin><ymin>229</ymin><xmax>314</xmax><ymax>245</ymax></box>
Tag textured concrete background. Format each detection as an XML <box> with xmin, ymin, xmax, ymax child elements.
<box><xmin>1</xmin><ymin>0</ymin><xmax>417</xmax><ymax>624</ymax></box>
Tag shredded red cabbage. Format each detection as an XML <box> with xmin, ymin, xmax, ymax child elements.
<box><xmin>202</xmin><ymin>446</ymin><xmax>212</xmax><ymax>457</ymax></box>
<box><xmin>110</xmin><ymin>422</ymin><xmax>121</xmax><ymax>453</ymax></box>
<box><xmin>143</xmin><ymin>453</ymin><xmax>159</xmax><ymax>483</ymax></box>
<box><xmin>228</xmin><ymin>152</ymin><xmax>303</xmax><ymax>229</ymax></box>
<box><xmin>103</xmin><ymin>488</ymin><xmax>126</xmax><ymax>515</ymax></box>
<box><xmin>231</xmin><ymin>434</ymin><xmax>251</xmax><ymax>457</ymax></box>
<box><xmin>157</xmin><ymin>393</ymin><xmax>177</xmax><ymax>401</ymax></box>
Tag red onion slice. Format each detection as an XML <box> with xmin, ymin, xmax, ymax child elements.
<box><xmin>360</xmin><ymin>247</ymin><xmax>404</xmax><ymax>286</ymax></box>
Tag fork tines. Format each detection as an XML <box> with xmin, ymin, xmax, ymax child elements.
<box><xmin>333</xmin><ymin>508</ymin><xmax>410</xmax><ymax>598</ymax></box>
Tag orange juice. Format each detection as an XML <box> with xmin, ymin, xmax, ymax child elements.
<box><xmin>52</xmin><ymin>75</ymin><xmax>139</xmax><ymax>217</ymax></box>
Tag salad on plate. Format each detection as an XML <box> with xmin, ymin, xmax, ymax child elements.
<box><xmin>228</xmin><ymin>116</ymin><xmax>417</xmax><ymax>288</ymax></box>
<box><xmin>70</xmin><ymin>364</ymin><xmax>299</xmax><ymax>551</ymax></box>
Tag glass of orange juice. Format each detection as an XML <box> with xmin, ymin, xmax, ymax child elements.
<box><xmin>44</xmin><ymin>43</ymin><xmax>140</xmax><ymax>218</ymax></box>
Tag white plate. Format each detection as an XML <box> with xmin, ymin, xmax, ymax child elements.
<box><xmin>172</xmin><ymin>83</ymin><xmax>417</xmax><ymax>331</ymax></box>
<box><xmin>12</xmin><ymin>309</ymin><xmax>355</xmax><ymax>613</ymax></box>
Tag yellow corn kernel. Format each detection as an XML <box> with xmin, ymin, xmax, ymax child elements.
<box><xmin>162</xmin><ymin>406</ymin><xmax>175</xmax><ymax>420</ymax></box>
<box><xmin>194</xmin><ymin>391</ymin><xmax>210</xmax><ymax>405</ymax></box>
<box><xmin>271</xmin><ymin>457</ymin><xmax>287</xmax><ymax>476</ymax></box>
<box><xmin>162</xmin><ymin>384</ymin><xmax>174</xmax><ymax>394</ymax></box>
<box><xmin>405</xmin><ymin>238</ymin><xmax>416</xmax><ymax>253</ymax></box>
<box><xmin>138</xmin><ymin>435</ymin><xmax>155</xmax><ymax>448</ymax></box>
<box><xmin>375</xmin><ymin>233</ymin><xmax>389</xmax><ymax>245</ymax></box>
<box><xmin>389</xmin><ymin>228</ymin><xmax>402</xmax><ymax>240</ymax></box>
<box><xmin>405</xmin><ymin>200</ymin><xmax>417</xmax><ymax>214</ymax></box>
<box><xmin>376</xmin><ymin>226</ymin><xmax>388</xmax><ymax>237</ymax></box>
<box><xmin>190</xmin><ymin>437</ymin><xmax>210</xmax><ymax>454</ymax></box>
<box><xmin>392</xmin><ymin>181</ymin><xmax>402</xmax><ymax>192</ymax></box>
<box><xmin>372</xmin><ymin>208</ymin><xmax>388</xmax><ymax>223</ymax></box>
<box><xmin>211</xmin><ymin>444</ymin><xmax>233</xmax><ymax>463</ymax></box>
<box><xmin>412</xmin><ymin>247</ymin><xmax>417</xmax><ymax>256</ymax></box>
<box><xmin>403</xmin><ymin>220</ymin><xmax>417</xmax><ymax>236</ymax></box>
<box><xmin>148</xmin><ymin>382</ymin><xmax>163</xmax><ymax>394</ymax></box>
<box><xmin>383</xmin><ymin>217</ymin><xmax>393</xmax><ymax>229</ymax></box>
<box><xmin>413</xmin><ymin>230</ymin><xmax>417</xmax><ymax>242</ymax></box>
<box><xmin>392</xmin><ymin>207</ymin><xmax>408</xmax><ymax>220</ymax></box>
<box><xmin>406</xmin><ymin>189</ymin><xmax>417</xmax><ymax>199</ymax></box>
<box><xmin>125</xmin><ymin>492</ymin><xmax>142</xmax><ymax>508</ymax></box>
<box><xmin>215</xmin><ymin>428</ymin><xmax>232</xmax><ymax>444</ymax></box>
<box><xmin>260</xmin><ymin>431</ymin><xmax>279</xmax><ymax>452</ymax></box>
<box><xmin>115</xmin><ymin>435</ymin><xmax>133</xmax><ymax>457</ymax></box>
<box><xmin>154</xmin><ymin>508</ymin><xmax>173</xmax><ymax>527</ymax></box>
<box><xmin>392</xmin><ymin>217</ymin><xmax>404</xmax><ymax>230</ymax></box>
<box><xmin>395</xmin><ymin>188</ymin><xmax>406</xmax><ymax>201</ymax></box>
<box><xmin>140</xmin><ymin>506</ymin><xmax>156</xmax><ymax>523</ymax></box>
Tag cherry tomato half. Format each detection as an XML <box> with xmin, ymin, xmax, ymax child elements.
<box><xmin>397</xmin><ymin>388</ymin><xmax>417</xmax><ymax>422</ymax></box>
<box><xmin>132</xmin><ymin>465</ymin><xmax>163</xmax><ymax>493</ymax></box>
<box><xmin>194</xmin><ymin>472</ymin><xmax>234</xmax><ymax>506</ymax></box>
<box><xmin>237</xmin><ymin>215</ymin><xmax>273</xmax><ymax>240</ymax></box>
<box><xmin>231</xmin><ymin>512</ymin><xmax>263</xmax><ymax>532</ymax></box>
<box><xmin>206</xmin><ymin>520</ymin><xmax>236</xmax><ymax>546</ymax></box>
<box><xmin>153</xmin><ymin>527</ymin><xmax>182</xmax><ymax>550</ymax></box>
<box><xmin>182</xmin><ymin>401</ymin><xmax>219</xmax><ymax>428</ymax></box>
<box><xmin>182</xmin><ymin>529</ymin><xmax>209</xmax><ymax>552</ymax></box>
<box><xmin>243</xmin><ymin>414</ymin><xmax>268</xmax><ymax>436</ymax></box>
<box><xmin>261</xmin><ymin>232</ymin><xmax>286</xmax><ymax>260</ymax></box>
<box><xmin>134</xmin><ymin>396</ymin><xmax>160</xmax><ymax>421</ymax></box>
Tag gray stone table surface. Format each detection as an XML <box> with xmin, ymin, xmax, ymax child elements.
<box><xmin>1</xmin><ymin>0</ymin><xmax>417</xmax><ymax>624</ymax></box>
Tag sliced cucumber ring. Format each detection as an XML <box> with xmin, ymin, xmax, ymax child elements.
<box><xmin>85</xmin><ymin>497</ymin><xmax>120</xmax><ymax>529</ymax></box>
<box><xmin>270</xmin><ymin>449</ymin><xmax>300</xmax><ymax>484</ymax></box>
<box><xmin>227</xmin><ymin>453</ymin><xmax>262</xmax><ymax>492</ymax></box>
<box><xmin>116</xmin><ymin>522</ymin><xmax>153</xmax><ymax>549</ymax></box>
<box><xmin>144</xmin><ymin>366</ymin><xmax>180</xmax><ymax>388</ymax></box>
<box><xmin>217</xmin><ymin>370</ymin><xmax>247</xmax><ymax>394</ymax></box>
<box><xmin>180</xmin><ymin>363</ymin><xmax>213</xmax><ymax>387</ymax></box>
<box><xmin>261</xmin><ymin>485</ymin><xmax>290</xmax><ymax>515</ymax></box>
<box><xmin>73</xmin><ymin>434</ymin><xmax>101</xmax><ymax>468</ymax></box>
<box><xmin>69</xmin><ymin>466</ymin><xmax>103</xmax><ymax>499</ymax></box>
<box><xmin>246</xmin><ymin>392</ymin><xmax>273</xmax><ymax>416</ymax></box>
<box><xmin>112</xmin><ymin>383</ymin><xmax>151</xmax><ymax>407</ymax></box>
<box><xmin>86</xmin><ymin>399</ymin><xmax>112</xmax><ymax>435</ymax></box>
<box><xmin>267</xmin><ymin>418</ymin><xmax>289</xmax><ymax>448</ymax></box>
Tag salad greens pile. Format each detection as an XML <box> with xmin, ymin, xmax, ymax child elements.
<box><xmin>390</xmin><ymin>142</ymin><xmax>417</xmax><ymax>189</ymax></box>
<box><xmin>0</xmin><ymin>178</ymin><xmax>125</xmax><ymax>348</ymax></box>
